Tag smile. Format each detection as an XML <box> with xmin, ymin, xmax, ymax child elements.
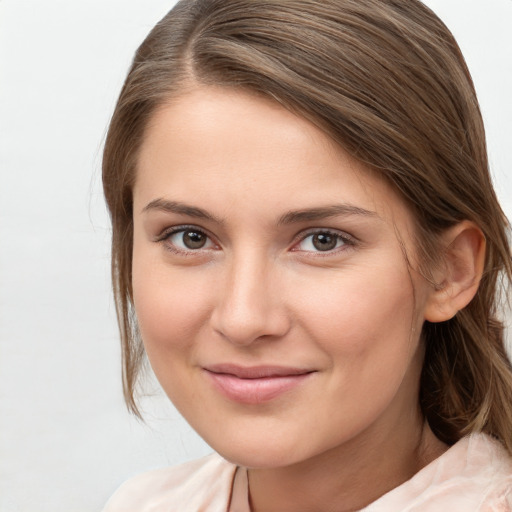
<box><xmin>203</xmin><ymin>364</ymin><xmax>315</xmax><ymax>404</ymax></box>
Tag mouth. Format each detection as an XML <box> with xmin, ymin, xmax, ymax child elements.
<box><xmin>203</xmin><ymin>364</ymin><xmax>316</xmax><ymax>404</ymax></box>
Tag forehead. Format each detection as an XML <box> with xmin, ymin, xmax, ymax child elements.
<box><xmin>134</xmin><ymin>86</ymin><xmax>413</xmax><ymax>230</ymax></box>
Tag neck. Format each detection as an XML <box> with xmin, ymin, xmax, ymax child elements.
<box><xmin>247</xmin><ymin>412</ymin><xmax>447</xmax><ymax>512</ymax></box>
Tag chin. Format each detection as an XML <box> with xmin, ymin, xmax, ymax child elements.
<box><xmin>200</xmin><ymin>428</ymin><xmax>319</xmax><ymax>469</ymax></box>
<box><xmin>217</xmin><ymin>445</ymin><xmax>301</xmax><ymax>469</ymax></box>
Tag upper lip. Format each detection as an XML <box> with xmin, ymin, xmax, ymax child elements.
<box><xmin>204</xmin><ymin>363</ymin><xmax>315</xmax><ymax>379</ymax></box>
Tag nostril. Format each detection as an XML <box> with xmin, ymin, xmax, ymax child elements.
<box><xmin>209</xmin><ymin>262</ymin><xmax>291</xmax><ymax>345</ymax></box>
<box><xmin>210</xmin><ymin>301</ymin><xmax>291</xmax><ymax>346</ymax></box>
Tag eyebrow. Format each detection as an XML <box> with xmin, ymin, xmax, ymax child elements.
<box><xmin>142</xmin><ymin>199</ymin><xmax>225</xmax><ymax>225</ymax></box>
<box><xmin>277</xmin><ymin>204</ymin><xmax>378</xmax><ymax>225</ymax></box>
<box><xmin>142</xmin><ymin>198</ymin><xmax>378</xmax><ymax>225</ymax></box>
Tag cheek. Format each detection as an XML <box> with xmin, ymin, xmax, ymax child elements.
<box><xmin>295</xmin><ymin>260</ymin><xmax>418</xmax><ymax>365</ymax></box>
<box><xmin>289</xmin><ymin>262</ymin><xmax>423</xmax><ymax>436</ymax></box>
<box><xmin>131</xmin><ymin>250</ymin><xmax>213</xmax><ymax>360</ymax></box>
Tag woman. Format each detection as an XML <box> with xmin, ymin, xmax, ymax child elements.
<box><xmin>102</xmin><ymin>0</ymin><xmax>512</xmax><ymax>510</ymax></box>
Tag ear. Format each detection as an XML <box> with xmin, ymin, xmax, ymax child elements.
<box><xmin>424</xmin><ymin>221</ymin><xmax>486</xmax><ymax>323</ymax></box>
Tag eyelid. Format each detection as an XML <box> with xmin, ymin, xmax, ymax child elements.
<box><xmin>290</xmin><ymin>228</ymin><xmax>357</xmax><ymax>253</ymax></box>
<box><xmin>156</xmin><ymin>224</ymin><xmax>210</xmax><ymax>240</ymax></box>
<box><xmin>155</xmin><ymin>224</ymin><xmax>219</xmax><ymax>253</ymax></box>
<box><xmin>154</xmin><ymin>225</ymin><xmax>357</xmax><ymax>256</ymax></box>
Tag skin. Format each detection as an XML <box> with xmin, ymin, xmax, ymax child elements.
<box><xmin>132</xmin><ymin>86</ymin><xmax>452</xmax><ymax>511</ymax></box>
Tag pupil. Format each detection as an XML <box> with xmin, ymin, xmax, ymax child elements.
<box><xmin>183</xmin><ymin>231</ymin><xmax>206</xmax><ymax>249</ymax></box>
<box><xmin>312</xmin><ymin>233</ymin><xmax>337</xmax><ymax>251</ymax></box>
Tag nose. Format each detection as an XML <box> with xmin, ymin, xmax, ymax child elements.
<box><xmin>210</xmin><ymin>254</ymin><xmax>291</xmax><ymax>346</ymax></box>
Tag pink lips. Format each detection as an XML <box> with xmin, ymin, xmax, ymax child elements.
<box><xmin>203</xmin><ymin>364</ymin><xmax>314</xmax><ymax>404</ymax></box>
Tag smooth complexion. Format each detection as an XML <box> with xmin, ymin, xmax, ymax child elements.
<box><xmin>132</xmin><ymin>86</ymin><xmax>451</xmax><ymax>511</ymax></box>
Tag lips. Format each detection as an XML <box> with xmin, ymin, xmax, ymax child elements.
<box><xmin>203</xmin><ymin>364</ymin><xmax>315</xmax><ymax>404</ymax></box>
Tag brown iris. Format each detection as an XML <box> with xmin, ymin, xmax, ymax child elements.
<box><xmin>183</xmin><ymin>230</ymin><xmax>207</xmax><ymax>249</ymax></box>
<box><xmin>312</xmin><ymin>233</ymin><xmax>338</xmax><ymax>251</ymax></box>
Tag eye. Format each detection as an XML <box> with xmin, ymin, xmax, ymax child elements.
<box><xmin>294</xmin><ymin>231</ymin><xmax>352</xmax><ymax>253</ymax></box>
<box><xmin>163</xmin><ymin>227</ymin><xmax>216</xmax><ymax>252</ymax></box>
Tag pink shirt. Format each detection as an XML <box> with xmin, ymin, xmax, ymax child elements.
<box><xmin>103</xmin><ymin>434</ymin><xmax>512</xmax><ymax>511</ymax></box>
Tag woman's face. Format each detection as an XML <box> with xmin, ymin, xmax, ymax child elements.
<box><xmin>132</xmin><ymin>86</ymin><xmax>435</xmax><ymax>468</ymax></box>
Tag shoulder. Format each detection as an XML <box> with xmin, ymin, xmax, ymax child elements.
<box><xmin>424</xmin><ymin>434</ymin><xmax>512</xmax><ymax>511</ymax></box>
<box><xmin>474</xmin><ymin>434</ymin><xmax>512</xmax><ymax>511</ymax></box>
<box><xmin>366</xmin><ymin>433</ymin><xmax>512</xmax><ymax>511</ymax></box>
<box><xmin>460</xmin><ymin>434</ymin><xmax>512</xmax><ymax>511</ymax></box>
<box><xmin>102</xmin><ymin>453</ymin><xmax>237</xmax><ymax>512</ymax></box>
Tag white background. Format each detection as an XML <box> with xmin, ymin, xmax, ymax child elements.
<box><xmin>0</xmin><ymin>1</ymin><xmax>511</xmax><ymax>511</ymax></box>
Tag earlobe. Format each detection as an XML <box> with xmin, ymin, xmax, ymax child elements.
<box><xmin>424</xmin><ymin>221</ymin><xmax>486</xmax><ymax>323</ymax></box>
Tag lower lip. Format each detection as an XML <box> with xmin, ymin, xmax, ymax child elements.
<box><xmin>205</xmin><ymin>371</ymin><xmax>313</xmax><ymax>404</ymax></box>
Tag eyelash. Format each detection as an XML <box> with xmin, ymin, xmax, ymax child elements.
<box><xmin>291</xmin><ymin>229</ymin><xmax>356</xmax><ymax>255</ymax></box>
<box><xmin>155</xmin><ymin>225</ymin><xmax>356</xmax><ymax>256</ymax></box>
<box><xmin>155</xmin><ymin>225</ymin><xmax>218</xmax><ymax>256</ymax></box>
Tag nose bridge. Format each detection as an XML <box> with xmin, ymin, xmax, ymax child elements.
<box><xmin>211</xmin><ymin>247</ymin><xmax>288</xmax><ymax>345</ymax></box>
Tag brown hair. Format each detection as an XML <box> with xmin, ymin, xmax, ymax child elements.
<box><xmin>102</xmin><ymin>0</ymin><xmax>512</xmax><ymax>451</ymax></box>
